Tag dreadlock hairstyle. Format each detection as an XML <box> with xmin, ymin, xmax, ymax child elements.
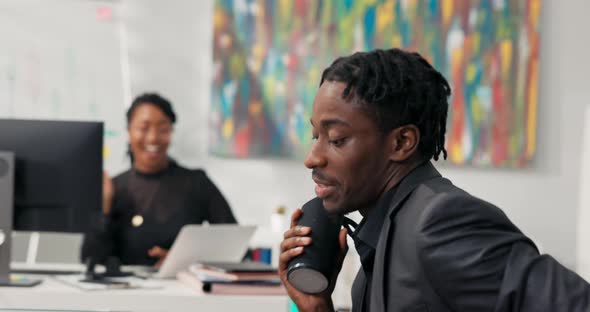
<box><xmin>320</xmin><ymin>48</ymin><xmax>451</xmax><ymax>161</ymax></box>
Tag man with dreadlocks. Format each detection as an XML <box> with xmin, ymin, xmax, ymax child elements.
<box><xmin>279</xmin><ymin>49</ymin><xmax>590</xmax><ymax>312</ymax></box>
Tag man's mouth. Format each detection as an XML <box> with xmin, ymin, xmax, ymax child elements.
<box><xmin>312</xmin><ymin>172</ymin><xmax>337</xmax><ymax>199</ymax></box>
<box><xmin>314</xmin><ymin>183</ymin><xmax>336</xmax><ymax>199</ymax></box>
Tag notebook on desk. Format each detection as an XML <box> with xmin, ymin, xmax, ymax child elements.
<box><xmin>189</xmin><ymin>261</ymin><xmax>279</xmax><ymax>282</ymax></box>
<box><xmin>177</xmin><ymin>271</ymin><xmax>285</xmax><ymax>295</ymax></box>
<box><xmin>155</xmin><ymin>225</ymin><xmax>257</xmax><ymax>279</ymax></box>
<box><xmin>193</xmin><ymin>261</ymin><xmax>277</xmax><ymax>273</ymax></box>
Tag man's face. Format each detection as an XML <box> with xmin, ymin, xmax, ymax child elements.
<box><xmin>305</xmin><ymin>81</ymin><xmax>394</xmax><ymax>214</ymax></box>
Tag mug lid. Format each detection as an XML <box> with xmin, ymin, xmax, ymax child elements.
<box><xmin>287</xmin><ymin>263</ymin><xmax>328</xmax><ymax>294</ymax></box>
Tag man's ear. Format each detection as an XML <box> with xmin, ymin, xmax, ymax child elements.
<box><xmin>388</xmin><ymin>125</ymin><xmax>420</xmax><ymax>162</ymax></box>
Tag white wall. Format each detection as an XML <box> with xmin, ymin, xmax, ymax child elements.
<box><xmin>578</xmin><ymin>105</ymin><xmax>590</xmax><ymax>280</ymax></box>
<box><xmin>120</xmin><ymin>0</ymin><xmax>590</xmax><ymax>274</ymax></box>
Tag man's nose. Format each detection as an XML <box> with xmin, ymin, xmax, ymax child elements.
<box><xmin>304</xmin><ymin>142</ymin><xmax>327</xmax><ymax>169</ymax></box>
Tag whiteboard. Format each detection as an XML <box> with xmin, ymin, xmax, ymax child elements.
<box><xmin>0</xmin><ymin>0</ymin><xmax>129</xmax><ymax>173</ymax></box>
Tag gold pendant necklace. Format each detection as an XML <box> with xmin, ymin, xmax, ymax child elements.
<box><xmin>129</xmin><ymin>167</ymin><xmax>163</xmax><ymax>229</ymax></box>
<box><xmin>132</xmin><ymin>214</ymin><xmax>144</xmax><ymax>227</ymax></box>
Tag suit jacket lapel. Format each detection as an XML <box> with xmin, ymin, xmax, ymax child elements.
<box><xmin>351</xmin><ymin>269</ymin><xmax>367</xmax><ymax>312</ymax></box>
<box><xmin>369</xmin><ymin>162</ymin><xmax>442</xmax><ymax>311</ymax></box>
<box><xmin>387</xmin><ymin>162</ymin><xmax>442</xmax><ymax>219</ymax></box>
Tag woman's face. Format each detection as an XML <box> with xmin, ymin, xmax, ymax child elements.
<box><xmin>128</xmin><ymin>103</ymin><xmax>173</xmax><ymax>173</ymax></box>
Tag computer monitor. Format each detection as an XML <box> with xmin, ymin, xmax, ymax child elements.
<box><xmin>0</xmin><ymin>119</ymin><xmax>102</xmax><ymax>286</ymax></box>
<box><xmin>0</xmin><ymin>119</ymin><xmax>103</xmax><ymax>232</ymax></box>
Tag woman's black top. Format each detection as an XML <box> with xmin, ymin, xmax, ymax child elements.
<box><xmin>81</xmin><ymin>160</ymin><xmax>236</xmax><ymax>265</ymax></box>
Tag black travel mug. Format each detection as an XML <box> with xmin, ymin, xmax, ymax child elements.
<box><xmin>286</xmin><ymin>197</ymin><xmax>343</xmax><ymax>293</ymax></box>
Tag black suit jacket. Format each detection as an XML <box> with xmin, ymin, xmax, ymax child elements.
<box><xmin>352</xmin><ymin>162</ymin><xmax>590</xmax><ymax>312</ymax></box>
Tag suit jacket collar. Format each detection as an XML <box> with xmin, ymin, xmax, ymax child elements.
<box><xmin>367</xmin><ymin>161</ymin><xmax>442</xmax><ymax>312</ymax></box>
<box><xmin>354</xmin><ymin>161</ymin><xmax>442</xmax><ymax>244</ymax></box>
<box><xmin>355</xmin><ymin>185</ymin><xmax>399</xmax><ymax>251</ymax></box>
<box><xmin>386</xmin><ymin>161</ymin><xmax>442</xmax><ymax>218</ymax></box>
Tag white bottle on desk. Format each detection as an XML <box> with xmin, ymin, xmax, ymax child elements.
<box><xmin>270</xmin><ymin>205</ymin><xmax>287</xmax><ymax>268</ymax></box>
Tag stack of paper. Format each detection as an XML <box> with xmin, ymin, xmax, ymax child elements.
<box><xmin>177</xmin><ymin>262</ymin><xmax>285</xmax><ymax>295</ymax></box>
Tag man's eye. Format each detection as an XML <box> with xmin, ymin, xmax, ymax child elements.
<box><xmin>329</xmin><ymin>138</ymin><xmax>346</xmax><ymax>147</ymax></box>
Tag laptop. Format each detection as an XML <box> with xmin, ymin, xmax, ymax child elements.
<box><xmin>155</xmin><ymin>224</ymin><xmax>257</xmax><ymax>279</ymax></box>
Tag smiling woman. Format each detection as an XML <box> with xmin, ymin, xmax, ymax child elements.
<box><xmin>81</xmin><ymin>93</ymin><xmax>237</xmax><ymax>267</ymax></box>
<box><xmin>126</xmin><ymin>94</ymin><xmax>175</xmax><ymax>174</ymax></box>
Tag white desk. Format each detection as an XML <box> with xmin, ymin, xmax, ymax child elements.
<box><xmin>0</xmin><ymin>275</ymin><xmax>289</xmax><ymax>312</ymax></box>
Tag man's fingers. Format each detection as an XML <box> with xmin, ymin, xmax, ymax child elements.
<box><xmin>338</xmin><ymin>228</ymin><xmax>348</xmax><ymax>250</ymax></box>
<box><xmin>278</xmin><ymin>247</ymin><xmax>304</xmax><ymax>269</ymax></box>
<box><xmin>280</xmin><ymin>236</ymin><xmax>312</xmax><ymax>252</ymax></box>
<box><xmin>283</xmin><ymin>225</ymin><xmax>311</xmax><ymax>239</ymax></box>
<box><xmin>290</xmin><ymin>209</ymin><xmax>303</xmax><ymax>228</ymax></box>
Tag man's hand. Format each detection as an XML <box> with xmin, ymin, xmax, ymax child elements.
<box><xmin>278</xmin><ymin>209</ymin><xmax>348</xmax><ymax>312</ymax></box>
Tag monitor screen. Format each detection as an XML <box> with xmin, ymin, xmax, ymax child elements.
<box><xmin>0</xmin><ymin>119</ymin><xmax>102</xmax><ymax>233</ymax></box>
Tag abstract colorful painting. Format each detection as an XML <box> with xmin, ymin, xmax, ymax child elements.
<box><xmin>210</xmin><ymin>0</ymin><xmax>541</xmax><ymax>167</ymax></box>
